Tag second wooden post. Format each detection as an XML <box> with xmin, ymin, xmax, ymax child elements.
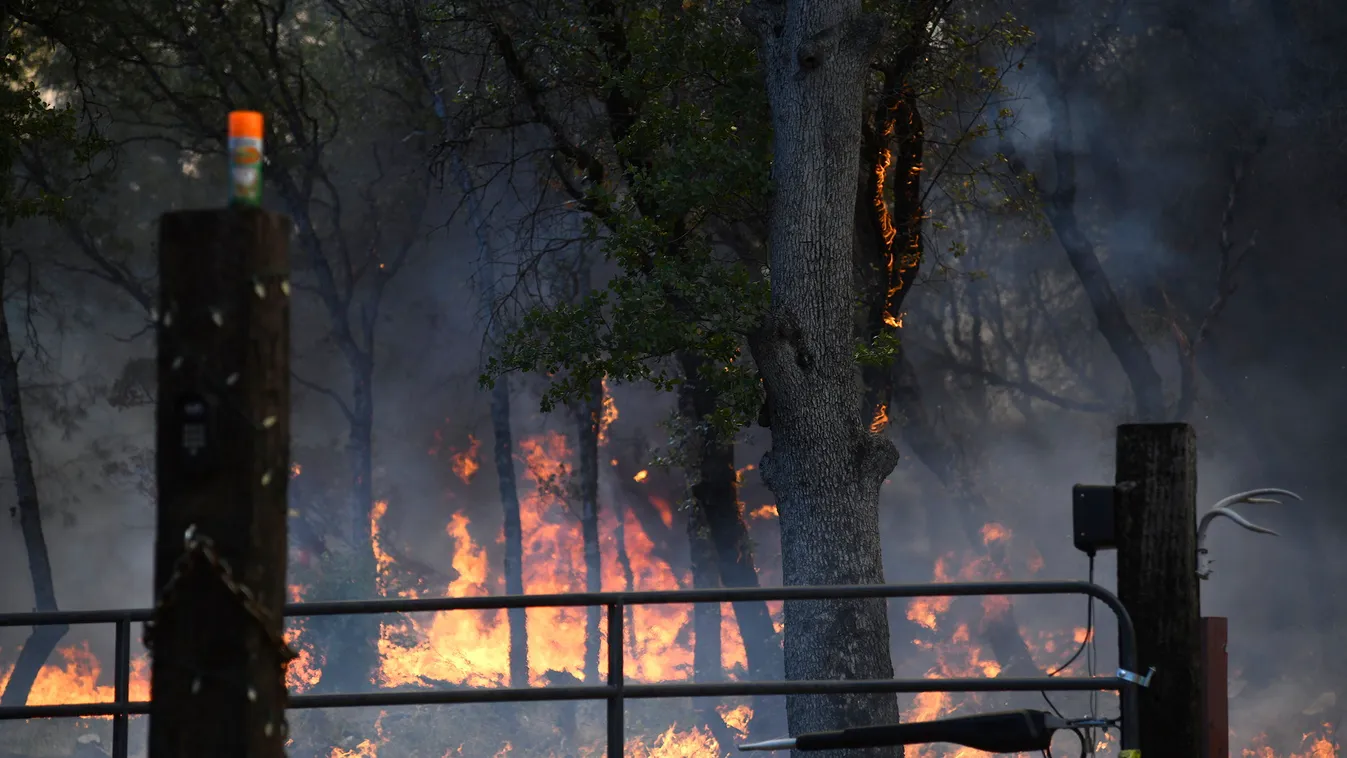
<box><xmin>1114</xmin><ymin>423</ymin><xmax>1202</xmax><ymax>758</ymax></box>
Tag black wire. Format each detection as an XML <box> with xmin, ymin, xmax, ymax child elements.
<box><xmin>1040</xmin><ymin>554</ymin><xmax>1097</xmax><ymax>727</ymax></box>
<box><xmin>1071</xmin><ymin>727</ymin><xmax>1089</xmax><ymax>758</ymax></box>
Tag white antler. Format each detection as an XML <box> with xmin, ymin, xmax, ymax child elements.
<box><xmin>1197</xmin><ymin>488</ymin><xmax>1302</xmax><ymax>579</ymax></box>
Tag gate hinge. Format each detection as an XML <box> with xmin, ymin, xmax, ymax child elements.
<box><xmin>1116</xmin><ymin>666</ymin><xmax>1155</xmax><ymax>687</ymax></box>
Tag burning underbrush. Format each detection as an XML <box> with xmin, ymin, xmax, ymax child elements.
<box><xmin>0</xmin><ymin>416</ymin><xmax>1340</xmax><ymax>757</ymax></box>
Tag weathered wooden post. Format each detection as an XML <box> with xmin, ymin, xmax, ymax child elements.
<box><xmin>147</xmin><ymin>207</ymin><xmax>292</xmax><ymax>758</ymax></box>
<box><xmin>1114</xmin><ymin>423</ymin><xmax>1202</xmax><ymax>758</ymax></box>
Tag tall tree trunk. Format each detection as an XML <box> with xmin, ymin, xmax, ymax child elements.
<box><xmin>576</xmin><ymin>377</ymin><xmax>604</xmax><ymax>684</ymax></box>
<box><xmin>678</xmin><ymin>352</ymin><xmax>784</xmax><ymax>734</ymax></box>
<box><xmin>748</xmin><ymin>3</ymin><xmax>900</xmax><ymax>755</ymax></box>
<box><xmin>688</xmin><ymin>501</ymin><xmax>723</xmax><ymax>683</ymax></box>
<box><xmin>412</xmin><ymin>0</ymin><xmax>533</xmax><ymax>691</ymax></box>
<box><xmin>1026</xmin><ymin>14</ymin><xmax>1166</xmax><ymax>421</ymax></box>
<box><xmin>852</xmin><ymin>28</ymin><xmax>927</xmax><ymax>673</ymax></box>
<box><xmin>448</xmin><ymin>138</ymin><xmax>532</xmax><ymax>689</ymax></box>
<box><xmin>0</xmin><ymin>286</ymin><xmax>67</xmax><ymax>707</ymax></box>
<box><xmin>491</xmin><ymin>375</ymin><xmax>529</xmax><ymax>688</ymax></box>
<box><xmin>321</xmin><ymin>371</ymin><xmax>381</xmax><ymax>695</ymax></box>
<box><xmin>614</xmin><ymin>497</ymin><xmax>637</xmax><ymax>654</ymax></box>
<box><xmin>848</xmin><ymin>2</ymin><xmax>1043</xmax><ymax>677</ymax></box>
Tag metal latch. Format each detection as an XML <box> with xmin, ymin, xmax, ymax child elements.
<box><xmin>1116</xmin><ymin>667</ymin><xmax>1155</xmax><ymax>687</ymax></box>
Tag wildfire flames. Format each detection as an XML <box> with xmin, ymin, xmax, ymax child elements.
<box><xmin>0</xmin><ymin>402</ymin><xmax>1339</xmax><ymax>757</ymax></box>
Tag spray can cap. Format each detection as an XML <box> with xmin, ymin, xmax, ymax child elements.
<box><xmin>229</xmin><ymin>111</ymin><xmax>264</xmax><ymax>139</ymax></box>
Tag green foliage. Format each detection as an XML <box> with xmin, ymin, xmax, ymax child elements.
<box><xmin>474</xmin><ymin>2</ymin><xmax>1034</xmax><ymax>437</ymax></box>
<box><xmin>856</xmin><ymin>329</ymin><xmax>903</xmax><ymax>368</ymax></box>
<box><xmin>477</xmin><ymin>1</ymin><xmax>772</xmax><ymax>430</ymax></box>
<box><xmin>0</xmin><ymin>27</ymin><xmax>104</xmax><ymax>227</ymax></box>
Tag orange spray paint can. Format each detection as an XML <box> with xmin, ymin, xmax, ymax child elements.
<box><xmin>228</xmin><ymin>111</ymin><xmax>264</xmax><ymax>206</ymax></box>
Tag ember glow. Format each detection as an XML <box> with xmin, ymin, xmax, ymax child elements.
<box><xmin>449</xmin><ymin>434</ymin><xmax>482</xmax><ymax>484</ymax></box>
<box><xmin>870</xmin><ymin>403</ymin><xmax>891</xmax><ymax>433</ymax></box>
<box><xmin>0</xmin><ymin>428</ymin><xmax>1336</xmax><ymax>758</ymax></box>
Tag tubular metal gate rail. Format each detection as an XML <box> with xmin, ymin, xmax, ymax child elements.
<box><xmin>0</xmin><ymin>581</ymin><xmax>1141</xmax><ymax>757</ymax></box>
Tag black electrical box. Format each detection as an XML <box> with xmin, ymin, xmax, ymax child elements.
<box><xmin>1072</xmin><ymin>484</ymin><xmax>1118</xmax><ymax>555</ymax></box>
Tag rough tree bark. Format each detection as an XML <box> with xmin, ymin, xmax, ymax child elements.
<box><xmin>575</xmin><ymin>376</ymin><xmax>604</xmax><ymax>684</ymax></box>
<box><xmin>687</xmin><ymin>497</ymin><xmax>723</xmax><ymax>683</ymax></box>
<box><xmin>746</xmin><ymin>2</ymin><xmax>900</xmax><ymax>755</ymax></box>
<box><xmin>0</xmin><ymin>267</ymin><xmax>67</xmax><ymax>707</ymax></box>
<box><xmin>677</xmin><ymin>352</ymin><xmax>783</xmax><ymax>728</ymax></box>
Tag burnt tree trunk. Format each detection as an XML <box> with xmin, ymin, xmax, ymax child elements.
<box><xmin>688</xmin><ymin>499</ymin><xmax>724</xmax><ymax>682</ymax></box>
<box><xmin>272</xmin><ymin>194</ymin><xmax>385</xmax><ymax>697</ymax></box>
<box><xmin>576</xmin><ymin>376</ymin><xmax>604</xmax><ymax>684</ymax></box>
<box><xmin>679</xmin><ymin>352</ymin><xmax>784</xmax><ymax>732</ymax></box>
<box><xmin>491</xmin><ymin>375</ymin><xmax>529</xmax><ymax>688</ymax></box>
<box><xmin>613</xmin><ymin>496</ymin><xmax>637</xmax><ymax>654</ymax></box>
<box><xmin>454</xmin><ymin>140</ymin><xmax>531</xmax><ymax>689</ymax></box>
<box><xmin>323</xmin><ymin>365</ymin><xmax>381</xmax><ymax>695</ymax></box>
<box><xmin>1033</xmin><ymin>16</ymin><xmax>1165</xmax><ymax>420</ymax></box>
<box><xmin>748</xmin><ymin>3</ymin><xmax>900</xmax><ymax>755</ymax></box>
<box><xmin>0</xmin><ymin>262</ymin><xmax>67</xmax><ymax>707</ymax></box>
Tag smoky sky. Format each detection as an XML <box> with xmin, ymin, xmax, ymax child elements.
<box><xmin>4</xmin><ymin>0</ymin><xmax>1347</xmax><ymax>753</ymax></box>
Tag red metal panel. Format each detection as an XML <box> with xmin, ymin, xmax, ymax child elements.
<box><xmin>1201</xmin><ymin>616</ymin><xmax>1230</xmax><ymax>758</ymax></box>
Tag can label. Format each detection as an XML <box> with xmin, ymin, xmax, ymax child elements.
<box><xmin>229</xmin><ymin>136</ymin><xmax>263</xmax><ymax>206</ymax></box>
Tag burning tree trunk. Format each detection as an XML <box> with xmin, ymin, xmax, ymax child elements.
<box><xmin>575</xmin><ymin>376</ymin><xmax>605</xmax><ymax>684</ymax></box>
<box><xmin>746</xmin><ymin>2</ymin><xmax>900</xmax><ymax>752</ymax></box>
<box><xmin>851</xmin><ymin>3</ymin><xmax>1043</xmax><ymax>678</ymax></box>
<box><xmin>0</xmin><ymin>269</ymin><xmax>67</xmax><ymax>707</ymax></box>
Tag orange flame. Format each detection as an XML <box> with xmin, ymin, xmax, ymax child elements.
<box><xmin>870</xmin><ymin>404</ymin><xmax>890</xmax><ymax>433</ymax></box>
<box><xmin>597</xmin><ymin>378</ymin><xmax>619</xmax><ymax>445</ymax></box>
<box><xmin>450</xmin><ymin>434</ymin><xmax>482</xmax><ymax>484</ymax></box>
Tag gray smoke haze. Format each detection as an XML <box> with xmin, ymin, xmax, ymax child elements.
<box><xmin>4</xmin><ymin>0</ymin><xmax>1347</xmax><ymax>755</ymax></box>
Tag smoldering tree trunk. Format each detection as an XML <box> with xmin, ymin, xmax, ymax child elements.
<box><xmin>749</xmin><ymin>4</ymin><xmax>900</xmax><ymax>755</ymax></box>
<box><xmin>849</xmin><ymin>25</ymin><xmax>1042</xmax><ymax>677</ymax></box>
<box><xmin>575</xmin><ymin>377</ymin><xmax>604</xmax><ymax>684</ymax></box>
<box><xmin>491</xmin><ymin>375</ymin><xmax>529</xmax><ymax>688</ymax></box>
<box><xmin>0</xmin><ymin>290</ymin><xmax>67</xmax><ymax>706</ymax></box>
<box><xmin>852</xmin><ymin>41</ymin><xmax>926</xmax><ymax>673</ymax></box>
<box><xmin>678</xmin><ymin>352</ymin><xmax>784</xmax><ymax>734</ymax></box>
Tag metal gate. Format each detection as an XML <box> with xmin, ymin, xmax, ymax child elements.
<box><xmin>0</xmin><ymin>581</ymin><xmax>1142</xmax><ymax>757</ymax></box>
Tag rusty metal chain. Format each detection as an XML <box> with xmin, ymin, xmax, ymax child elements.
<box><xmin>143</xmin><ymin>524</ymin><xmax>298</xmax><ymax>667</ymax></box>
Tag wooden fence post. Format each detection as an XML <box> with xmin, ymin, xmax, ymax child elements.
<box><xmin>1114</xmin><ymin>423</ymin><xmax>1201</xmax><ymax>758</ymax></box>
<box><xmin>148</xmin><ymin>208</ymin><xmax>291</xmax><ymax>758</ymax></box>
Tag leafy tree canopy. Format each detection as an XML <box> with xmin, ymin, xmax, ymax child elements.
<box><xmin>471</xmin><ymin>0</ymin><xmax>1030</xmax><ymax>437</ymax></box>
